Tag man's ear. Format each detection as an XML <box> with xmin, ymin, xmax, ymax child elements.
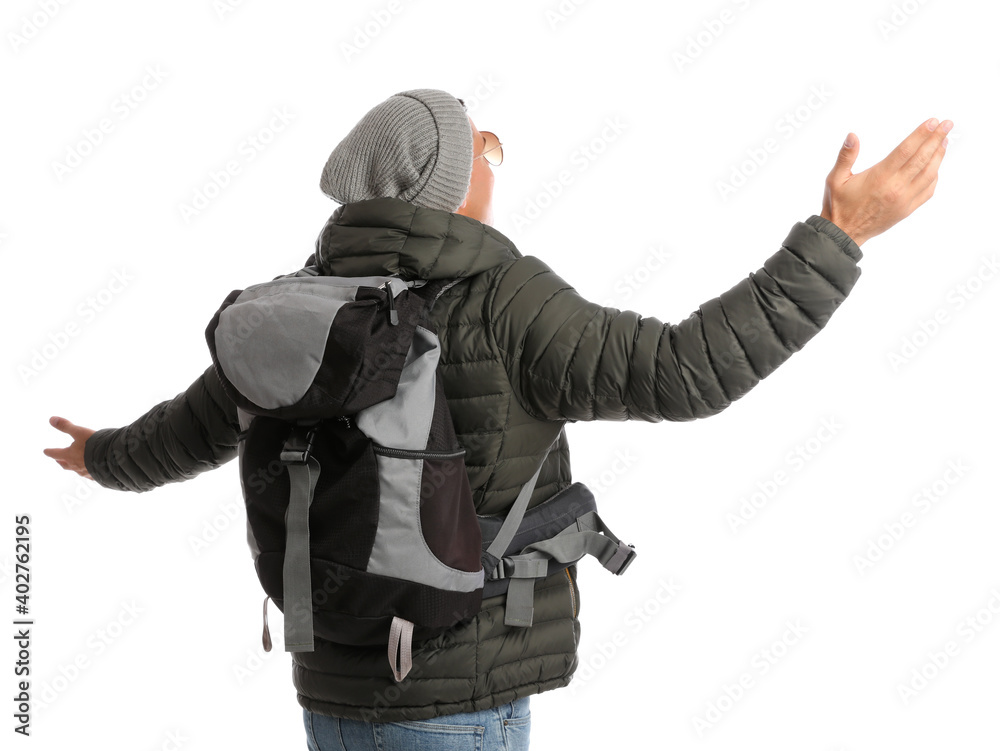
<box><xmin>458</xmin><ymin>190</ymin><xmax>469</xmax><ymax>210</ymax></box>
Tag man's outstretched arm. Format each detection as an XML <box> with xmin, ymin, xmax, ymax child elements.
<box><xmin>489</xmin><ymin>216</ymin><xmax>862</xmax><ymax>423</ymax></box>
<box><xmin>489</xmin><ymin>117</ymin><xmax>951</xmax><ymax>423</ymax></box>
<box><xmin>79</xmin><ymin>364</ymin><xmax>240</xmax><ymax>492</ymax></box>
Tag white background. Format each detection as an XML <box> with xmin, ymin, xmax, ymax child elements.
<box><xmin>6</xmin><ymin>0</ymin><xmax>999</xmax><ymax>748</ymax></box>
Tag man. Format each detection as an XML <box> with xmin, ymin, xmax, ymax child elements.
<box><xmin>44</xmin><ymin>88</ymin><xmax>951</xmax><ymax>750</ymax></box>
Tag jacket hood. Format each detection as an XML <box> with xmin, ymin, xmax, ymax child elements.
<box><xmin>307</xmin><ymin>197</ymin><xmax>522</xmax><ymax>280</ymax></box>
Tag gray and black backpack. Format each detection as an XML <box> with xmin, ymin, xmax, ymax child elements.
<box><xmin>205</xmin><ymin>263</ymin><xmax>637</xmax><ymax>682</ymax></box>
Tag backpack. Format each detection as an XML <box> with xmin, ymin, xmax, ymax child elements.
<box><xmin>205</xmin><ymin>263</ymin><xmax>637</xmax><ymax>682</ymax></box>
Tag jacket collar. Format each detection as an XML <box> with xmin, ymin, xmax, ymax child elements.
<box><xmin>308</xmin><ymin>197</ymin><xmax>522</xmax><ymax>280</ymax></box>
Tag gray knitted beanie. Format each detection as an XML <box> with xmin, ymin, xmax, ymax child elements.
<box><xmin>319</xmin><ymin>88</ymin><xmax>473</xmax><ymax>213</ymax></box>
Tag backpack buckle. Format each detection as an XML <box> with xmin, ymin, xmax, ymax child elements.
<box><xmin>490</xmin><ymin>557</ymin><xmax>548</xmax><ymax>581</ymax></box>
<box><xmin>609</xmin><ymin>541</ymin><xmax>637</xmax><ymax>576</ymax></box>
<box><xmin>280</xmin><ymin>425</ymin><xmax>318</xmax><ymax>465</ymax></box>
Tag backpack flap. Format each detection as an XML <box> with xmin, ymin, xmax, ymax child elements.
<box><xmin>205</xmin><ymin>274</ymin><xmax>426</xmax><ymax>420</ymax></box>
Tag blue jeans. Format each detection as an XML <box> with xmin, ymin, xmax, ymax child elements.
<box><xmin>303</xmin><ymin>697</ymin><xmax>530</xmax><ymax>751</ymax></box>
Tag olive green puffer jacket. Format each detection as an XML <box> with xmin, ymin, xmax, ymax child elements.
<box><xmin>83</xmin><ymin>196</ymin><xmax>863</xmax><ymax>721</ymax></box>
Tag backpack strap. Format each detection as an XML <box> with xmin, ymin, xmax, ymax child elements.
<box><xmin>481</xmin><ymin>441</ymin><xmax>637</xmax><ymax>628</ymax></box>
<box><xmin>279</xmin><ymin>423</ymin><xmax>322</xmax><ymax>652</ymax></box>
<box><xmin>497</xmin><ymin>509</ymin><xmax>636</xmax><ymax>628</ymax></box>
<box><xmin>481</xmin><ymin>444</ymin><xmax>553</xmax><ymax>567</ymax></box>
<box><xmin>502</xmin><ymin>512</ymin><xmax>636</xmax><ymax>575</ymax></box>
<box><xmin>479</xmin><ymin>442</ymin><xmax>554</xmax><ymax>627</ymax></box>
<box><xmin>388</xmin><ymin>616</ymin><xmax>414</xmax><ymax>682</ymax></box>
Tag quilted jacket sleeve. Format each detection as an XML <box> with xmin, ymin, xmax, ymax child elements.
<box><xmin>83</xmin><ymin>363</ymin><xmax>240</xmax><ymax>492</ymax></box>
<box><xmin>489</xmin><ymin>215</ymin><xmax>863</xmax><ymax>422</ymax></box>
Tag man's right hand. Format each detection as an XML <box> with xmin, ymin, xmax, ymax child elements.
<box><xmin>43</xmin><ymin>416</ymin><xmax>96</xmax><ymax>480</ymax></box>
<box><xmin>820</xmin><ymin>117</ymin><xmax>952</xmax><ymax>247</ymax></box>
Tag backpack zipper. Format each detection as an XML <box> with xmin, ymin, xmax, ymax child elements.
<box><xmin>372</xmin><ymin>445</ymin><xmax>466</xmax><ymax>460</ymax></box>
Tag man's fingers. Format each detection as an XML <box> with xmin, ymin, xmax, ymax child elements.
<box><xmin>49</xmin><ymin>415</ymin><xmax>72</xmax><ymax>434</ymax></box>
<box><xmin>43</xmin><ymin>448</ymin><xmax>72</xmax><ymax>467</ymax></box>
<box><xmin>49</xmin><ymin>415</ymin><xmax>77</xmax><ymax>435</ymax></box>
<box><xmin>49</xmin><ymin>415</ymin><xmax>86</xmax><ymax>440</ymax></box>
<box><xmin>883</xmin><ymin>118</ymin><xmax>942</xmax><ymax>174</ymax></box>
<box><xmin>912</xmin><ymin>140</ymin><xmax>948</xmax><ymax>192</ymax></box>
<box><xmin>900</xmin><ymin>121</ymin><xmax>951</xmax><ymax>183</ymax></box>
<box><xmin>46</xmin><ymin>451</ymin><xmax>87</xmax><ymax>474</ymax></box>
<box><xmin>829</xmin><ymin>132</ymin><xmax>859</xmax><ymax>183</ymax></box>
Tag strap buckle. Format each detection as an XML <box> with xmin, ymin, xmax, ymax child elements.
<box><xmin>608</xmin><ymin>541</ymin><xmax>637</xmax><ymax>575</ymax></box>
<box><xmin>280</xmin><ymin>425</ymin><xmax>318</xmax><ymax>465</ymax></box>
<box><xmin>488</xmin><ymin>557</ymin><xmax>513</xmax><ymax>581</ymax></box>
<box><xmin>490</xmin><ymin>556</ymin><xmax>548</xmax><ymax>581</ymax></box>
